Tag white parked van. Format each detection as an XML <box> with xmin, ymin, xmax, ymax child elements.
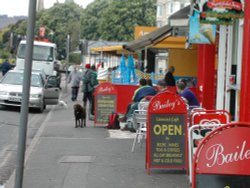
<box><xmin>15</xmin><ymin>40</ymin><xmax>57</xmax><ymax>76</ymax></box>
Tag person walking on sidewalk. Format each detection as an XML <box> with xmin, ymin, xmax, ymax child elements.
<box><xmin>82</xmin><ymin>64</ymin><xmax>98</xmax><ymax>115</ymax></box>
<box><xmin>2</xmin><ymin>59</ymin><xmax>12</xmax><ymax>76</ymax></box>
<box><xmin>68</xmin><ymin>64</ymin><xmax>82</xmax><ymax>101</ymax></box>
<box><xmin>90</xmin><ymin>64</ymin><xmax>99</xmax><ymax>115</ymax></box>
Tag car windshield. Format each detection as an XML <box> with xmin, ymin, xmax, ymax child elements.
<box><xmin>17</xmin><ymin>43</ymin><xmax>54</xmax><ymax>61</ymax></box>
<box><xmin>0</xmin><ymin>72</ymin><xmax>42</xmax><ymax>87</ymax></box>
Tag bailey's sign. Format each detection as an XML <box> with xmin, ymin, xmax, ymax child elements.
<box><xmin>151</xmin><ymin>99</ymin><xmax>182</xmax><ymax>111</ymax></box>
<box><xmin>193</xmin><ymin>123</ymin><xmax>250</xmax><ymax>188</ymax></box>
<box><xmin>94</xmin><ymin>82</ymin><xmax>117</xmax><ymax>125</ymax></box>
<box><xmin>195</xmin><ymin>123</ymin><xmax>250</xmax><ymax>175</ymax></box>
<box><xmin>146</xmin><ymin>92</ymin><xmax>188</xmax><ymax>174</ymax></box>
<box><xmin>96</xmin><ymin>85</ymin><xmax>116</xmax><ymax>93</ymax></box>
<box><xmin>205</xmin><ymin>140</ymin><xmax>250</xmax><ymax>168</ymax></box>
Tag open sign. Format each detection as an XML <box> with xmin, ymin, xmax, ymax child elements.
<box><xmin>146</xmin><ymin>91</ymin><xmax>188</xmax><ymax>174</ymax></box>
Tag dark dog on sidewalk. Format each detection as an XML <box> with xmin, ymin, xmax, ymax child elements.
<box><xmin>73</xmin><ymin>103</ymin><xmax>86</xmax><ymax>128</ymax></box>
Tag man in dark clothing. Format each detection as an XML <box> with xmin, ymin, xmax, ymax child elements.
<box><xmin>132</xmin><ymin>78</ymin><xmax>157</xmax><ymax>102</ymax></box>
<box><xmin>2</xmin><ymin>59</ymin><xmax>11</xmax><ymax>76</ymax></box>
<box><xmin>82</xmin><ymin>64</ymin><xmax>98</xmax><ymax>115</ymax></box>
<box><xmin>164</xmin><ymin>66</ymin><xmax>176</xmax><ymax>86</ymax></box>
<box><xmin>120</xmin><ymin>78</ymin><xmax>157</xmax><ymax>124</ymax></box>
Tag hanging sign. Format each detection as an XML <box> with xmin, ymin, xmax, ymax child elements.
<box><xmin>189</xmin><ymin>10</ymin><xmax>216</xmax><ymax>44</ymax></box>
<box><xmin>194</xmin><ymin>0</ymin><xmax>244</xmax><ymax>25</ymax></box>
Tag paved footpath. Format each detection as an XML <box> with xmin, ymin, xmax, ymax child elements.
<box><xmin>5</xmin><ymin>90</ymin><xmax>190</xmax><ymax>188</ymax></box>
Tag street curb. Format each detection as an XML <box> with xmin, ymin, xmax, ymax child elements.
<box><xmin>3</xmin><ymin>91</ymin><xmax>67</xmax><ymax>188</ymax></box>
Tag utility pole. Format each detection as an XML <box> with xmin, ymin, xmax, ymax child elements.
<box><xmin>9</xmin><ymin>32</ymin><xmax>14</xmax><ymax>59</ymax></box>
<box><xmin>65</xmin><ymin>34</ymin><xmax>70</xmax><ymax>93</ymax></box>
<box><xmin>15</xmin><ymin>0</ymin><xmax>37</xmax><ymax>187</ymax></box>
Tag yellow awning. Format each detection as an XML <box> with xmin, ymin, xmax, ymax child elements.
<box><xmin>90</xmin><ymin>45</ymin><xmax>123</xmax><ymax>52</ymax></box>
<box><xmin>90</xmin><ymin>36</ymin><xmax>191</xmax><ymax>55</ymax></box>
<box><xmin>90</xmin><ymin>45</ymin><xmax>133</xmax><ymax>55</ymax></box>
<box><xmin>151</xmin><ymin>36</ymin><xmax>186</xmax><ymax>49</ymax></box>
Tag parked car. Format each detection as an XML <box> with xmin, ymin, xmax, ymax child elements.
<box><xmin>0</xmin><ymin>69</ymin><xmax>59</xmax><ymax>112</ymax></box>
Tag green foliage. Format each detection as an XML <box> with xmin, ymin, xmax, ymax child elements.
<box><xmin>1</xmin><ymin>0</ymin><xmax>156</xmax><ymax>58</ymax></box>
<box><xmin>80</xmin><ymin>0</ymin><xmax>110</xmax><ymax>40</ymax></box>
<box><xmin>81</xmin><ymin>0</ymin><xmax>156</xmax><ymax>41</ymax></box>
<box><xmin>69</xmin><ymin>52</ymin><xmax>81</xmax><ymax>64</ymax></box>
<box><xmin>1</xmin><ymin>50</ymin><xmax>10</xmax><ymax>59</ymax></box>
<box><xmin>35</xmin><ymin>3</ymin><xmax>83</xmax><ymax>58</ymax></box>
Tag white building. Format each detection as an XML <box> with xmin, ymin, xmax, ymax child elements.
<box><xmin>37</xmin><ymin>0</ymin><xmax>44</xmax><ymax>12</ymax></box>
<box><xmin>156</xmin><ymin>0</ymin><xmax>190</xmax><ymax>27</ymax></box>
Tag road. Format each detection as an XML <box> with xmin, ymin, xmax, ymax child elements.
<box><xmin>0</xmin><ymin>71</ymin><xmax>69</xmax><ymax>186</ymax></box>
<box><xmin>0</xmin><ymin>105</ymin><xmax>53</xmax><ymax>185</ymax></box>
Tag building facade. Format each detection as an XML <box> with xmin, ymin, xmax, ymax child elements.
<box><xmin>36</xmin><ymin>0</ymin><xmax>44</xmax><ymax>12</ymax></box>
<box><xmin>156</xmin><ymin>0</ymin><xmax>190</xmax><ymax>27</ymax></box>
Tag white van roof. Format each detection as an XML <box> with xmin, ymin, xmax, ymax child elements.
<box><xmin>19</xmin><ymin>40</ymin><xmax>56</xmax><ymax>48</ymax></box>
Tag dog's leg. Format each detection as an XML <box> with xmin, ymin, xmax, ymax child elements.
<box><xmin>84</xmin><ymin>118</ymin><xmax>86</xmax><ymax>127</ymax></box>
<box><xmin>80</xmin><ymin>118</ymin><xmax>83</xmax><ymax>128</ymax></box>
<box><xmin>75</xmin><ymin>118</ymin><xmax>77</xmax><ymax>128</ymax></box>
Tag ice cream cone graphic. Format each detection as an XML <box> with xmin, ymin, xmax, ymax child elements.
<box><xmin>200</xmin><ymin>24</ymin><xmax>215</xmax><ymax>44</ymax></box>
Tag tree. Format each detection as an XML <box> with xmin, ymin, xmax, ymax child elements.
<box><xmin>80</xmin><ymin>0</ymin><xmax>110</xmax><ymax>40</ymax></box>
<box><xmin>65</xmin><ymin>0</ymin><xmax>74</xmax><ymax>3</ymax></box>
<box><xmin>1</xmin><ymin>0</ymin><xmax>156</xmax><ymax>58</ymax></box>
<box><xmin>35</xmin><ymin>3</ymin><xmax>83</xmax><ymax>58</ymax></box>
<box><xmin>81</xmin><ymin>0</ymin><xmax>156</xmax><ymax>41</ymax></box>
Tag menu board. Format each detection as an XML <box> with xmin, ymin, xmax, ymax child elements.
<box><xmin>95</xmin><ymin>94</ymin><xmax>116</xmax><ymax>124</ymax></box>
<box><xmin>196</xmin><ymin>174</ymin><xmax>250</xmax><ymax>188</ymax></box>
<box><xmin>150</xmin><ymin>114</ymin><xmax>185</xmax><ymax>167</ymax></box>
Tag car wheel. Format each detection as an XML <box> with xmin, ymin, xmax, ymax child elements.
<box><xmin>38</xmin><ymin>99</ymin><xmax>45</xmax><ymax>113</ymax></box>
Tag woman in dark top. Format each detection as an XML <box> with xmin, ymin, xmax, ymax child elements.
<box><xmin>176</xmin><ymin>81</ymin><xmax>200</xmax><ymax>108</ymax></box>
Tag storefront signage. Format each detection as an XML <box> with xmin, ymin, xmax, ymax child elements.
<box><xmin>146</xmin><ymin>92</ymin><xmax>188</xmax><ymax>173</ymax></box>
<box><xmin>150</xmin><ymin>114</ymin><xmax>185</xmax><ymax>167</ymax></box>
<box><xmin>189</xmin><ymin>10</ymin><xmax>216</xmax><ymax>44</ymax></box>
<box><xmin>95</xmin><ymin>95</ymin><xmax>116</xmax><ymax>124</ymax></box>
<box><xmin>134</xmin><ymin>26</ymin><xmax>157</xmax><ymax>40</ymax></box>
<box><xmin>192</xmin><ymin>123</ymin><xmax>250</xmax><ymax>188</ymax></box>
<box><xmin>194</xmin><ymin>0</ymin><xmax>244</xmax><ymax>25</ymax></box>
<box><xmin>94</xmin><ymin>82</ymin><xmax>117</xmax><ymax>125</ymax></box>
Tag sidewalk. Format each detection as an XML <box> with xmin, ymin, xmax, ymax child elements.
<box><xmin>6</xmin><ymin>91</ymin><xmax>189</xmax><ymax>188</ymax></box>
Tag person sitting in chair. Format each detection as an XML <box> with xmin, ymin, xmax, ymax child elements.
<box><xmin>176</xmin><ymin>81</ymin><xmax>199</xmax><ymax>108</ymax></box>
<box><xmin>120</xmin><ymin>78</ymin><xmax>157</xmax><ymax>131</ymax></box>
